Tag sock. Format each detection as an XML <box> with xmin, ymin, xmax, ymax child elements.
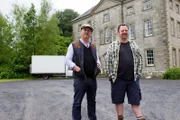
<box><xmin>137</xmin><ymin>116</ymin><xmax>146</xmax><ymax>120</ymax></box>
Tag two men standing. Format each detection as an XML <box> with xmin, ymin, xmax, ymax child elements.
<box><xmin>65</xmin><ymin>23</ymin><xmax>145</xmax><ymax>120</ymax></box>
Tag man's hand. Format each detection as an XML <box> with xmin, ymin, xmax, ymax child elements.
<box><xmin>72</xmin><ymin>65</ymin><xmax>81</xmax><ymax>72</ymax></box>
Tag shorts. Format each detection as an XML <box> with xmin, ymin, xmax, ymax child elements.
<box><xmin>111</xmin><ymin>78</ymin><xmax>142</xmax><ymax>105</ymax></box>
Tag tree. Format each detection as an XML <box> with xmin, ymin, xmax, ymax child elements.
<box><xmin>0</xmin><ymin>13</ymin><xmax>13</xmax><ymax>66</ymax></box>
<box><xmin>56</xmin><ymin>9</ymin><xmax>79</xmax><ymax>37</ymax></box>
<box><xmin>57</xmin><ymin>36</ymin><xmax>71</xmax><ymax>55</ymax></box>
<box><xmin>0</xmin><ymin>13</ymin><xmax>16</xmax><ymax>78</ymax></box>
<box><xmin>35</xmin><ymin>0</ymin><xmax>59</xmax><ymax>55</ymax></box>
<box><xmin>20</xmin><ymin>3</ymin><xmax>37</xmax><ymax>55</ymax></box>
<box><xmin>12</xmin><ymin>4</ymin><xmax>38</xmax><ymax>74</ymax></box>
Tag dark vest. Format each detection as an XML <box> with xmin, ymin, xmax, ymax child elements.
<box><xmin>72</xmin><ymin>40</ymin><xmax>98</xmax><ymax>80</ymax></box>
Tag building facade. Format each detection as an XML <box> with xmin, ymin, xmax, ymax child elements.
<box><xmin>72</xmin><ymin>0</ymin><xmax>180</xmax><ymax>77</ymax></box>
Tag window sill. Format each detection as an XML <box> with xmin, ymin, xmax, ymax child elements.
<box><xmin>144</xmin><ymin>34</ymin><xmax>153</xmax><ymax>38</ymax></box>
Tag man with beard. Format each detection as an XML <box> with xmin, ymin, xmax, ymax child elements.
<box><xmin>65</xmin><ymin>24</ymin><xmax>101</xmax><ymax>120</ymax></box>
<box><xmin>104</xmin><ymin>24</ymin><xmax>146</xmax><ymax>120</ymax></box>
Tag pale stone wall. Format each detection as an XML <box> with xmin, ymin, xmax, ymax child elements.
<box><xmin>72</xmin><ymin>0</ymin><xmax>180</xmax><ymax>77</ymax></box>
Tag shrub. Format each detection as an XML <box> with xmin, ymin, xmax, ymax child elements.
<box><xmin>0</xmin><ymin>70</ymin><xmax>31</xmax><ymax>79</ymax></box>
<box><xmin>162</xmin><ymin>67</ymin><xmax>180</xmax><ymax>80</ymax></box>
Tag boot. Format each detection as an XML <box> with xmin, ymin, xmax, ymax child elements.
<box><xmin>118</xmin><ymin>117</ymin><xmax>124</xmax><ymax>120</ymax></box>
<box><xmin>118</xmin><ymin>115</ymin><xmax>124</xmax><ymax>120</ymax></box>
<box><xmin>137</xmin><ymin>116</ymin><xmax>146</xmax><ymax>120</ymax></box>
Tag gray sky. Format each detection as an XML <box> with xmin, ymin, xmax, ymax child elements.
<box><xmin>0</xmin><ymin>0</ymin><xmax>100</xmax><ymax>16</ymax></box>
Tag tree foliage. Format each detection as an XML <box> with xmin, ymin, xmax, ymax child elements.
<box><xmin>56</xmin><ymin>9</ymin><xmax>79</xmax><ymax>37</ymax></box>
<box><xmin>0</xmin><ymin>0</ymin><xmax>80</xmax><ymax>79</ymax></box>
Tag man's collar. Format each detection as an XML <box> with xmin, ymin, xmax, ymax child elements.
<box><xmin>80</xmin><ymin>39</ymin><xmax>90</xmax><ymax>48</ymax></box>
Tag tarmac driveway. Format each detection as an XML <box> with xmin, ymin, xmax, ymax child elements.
<box><xmin>0</xmin><ymin>78</ymin><xmax>180</xmax><ymax>120</ymax></box>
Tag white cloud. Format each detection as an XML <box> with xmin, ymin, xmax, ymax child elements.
<box><xmin>0</xmin><ymin>0</ymin><xmax>100</xmax><ymax>16</ymax></box>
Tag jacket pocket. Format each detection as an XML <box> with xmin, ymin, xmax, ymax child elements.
<box><xmin>74</xmin><ymin>70</ymin><xmax>84</xmax><ymax>77</ymax></box>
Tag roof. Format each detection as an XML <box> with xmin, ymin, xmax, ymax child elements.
<box><xmin>72</xmin><ymin>6</ymin><xmax>96</xmax><ymax>22</ymax></box>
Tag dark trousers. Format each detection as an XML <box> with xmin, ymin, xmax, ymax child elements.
<box><xmin>72</xmin><ymin>78</ymin><xmax>97</xmax><ymax>120</ymax></box>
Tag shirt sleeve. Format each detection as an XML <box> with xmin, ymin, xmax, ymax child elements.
<box><xmin>96</xmin><ymin>50</ymin><xmax>101</xmax><ymax>69</ymax></box>
<box><xmin>65</xmin><ymin>43</ymin><xmax>76</xmax><ymax>70</ymax></box>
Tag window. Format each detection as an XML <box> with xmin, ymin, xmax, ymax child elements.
<box><xmin>105</xmin><ymin>28</ymin><xmax>112</xmax><ymax>43</ymax></box>
<box><xmin>78</xmin><ymin>24</ymin><xmax>81</xmax><ymax>31</ymax></box>
<box><xmin>146</xmin><ymin>49</ymin><xmax>154</xmax><ymax>66</ymax></box>
<box><xmin>103</xmin><ymin>13</ymin><xmax>110</xmax><ymax>23</ymax></box>
<box><xmin>144</xmin><ymin>19</ymin><xmax>153</xmax><ymax>36</ymax></box>
<box><xmin>169</xmin><ymin>0</ymin><xmax>173</xmax><ymax>10</ymax></box>
<box><xmin>88</xmin><ymin>21</ymin><xmax>92</xmax><ymax>26</ymax></box>
<box><xmin>171</xmin><ymin>18</ymin><xmax>175</xmax><ymax>36</ymax></box>
<box><xmin>100</xmin><ymin>32</ymin><xmax>104</xmax><ymax>44</ymax></box>
<box><xmin>127</xmin><ymin>6</ymin><xmax>134</xmax><ymax>15</ymax></box>
<box><xmin>176</xmin><ymin>4</ymin><xmax>179</xmax><ymax>14</ymax></box>
<box><xmin>177</xmin><ymin>22</ymin><xmax>180</xmax><ymax>37</ymax></box>
<box><xmin>143</xmin><ymin>0</ymin><xmax>152</xmax><ymax>10</ymax></box>
<box><xmin>172</xmin><ymin>48</ymin><xmax>177</xmax><ymax>66</ymax></box>
<box><xmin>179</xmin><ymin>49</ymin><xmax>180</xmax><ymax>67</ymax></box>
<box><xmin>111</xmin><ymin>29</ymin><xmax>116</xmax><ymax>41</ymax></box>
<box><xmin>129</xmin><ymin>24</ymin><xmax>135</xmax><ymax>39</ymax></box>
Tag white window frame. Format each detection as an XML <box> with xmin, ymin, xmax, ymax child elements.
<box><xmin>88</xmin><ymin>20</ymin><xmax>92</xmax><ymax>26</ymax></box>
<box><xmin>129</xmin><ymin>24</ymin><xmax>135</xmax><ymax>39</ymax></box>
<box><xmin>78</xmin><ymin>24</ymin><xmax>82</xmax><ymax>31</ymax></box>
<box><xmin>179</xmin><ymin>49</ymin><xmax>180</xmax><ymax>67</ymax></box>
<box><xmin>169</xmin><ymin>0</ymin><xmax>173</xmax><ymax>10</ymax></box>
<box><xmin>105</xmin><ymin>28</ymin><xmax>112</xmax><ymax>43</ymax></box>
<box><xmin>112</xmin><ymin>28</ymin><xmax>116</xmax><ymax>41</ymax></box>
<box><xmin>144</xmin><ymin>19</ymin><xmax>153</xmax><ymax>37</ymax></box>
<box><xmin>146</xmin><ymin>49</ymin><xmax>155</xmax><ymax>66</ymax></box>
<box><xmin>171</xmin><ymin>18</ymin><xmax>175</xmax><ymax>36</ymax></box>
<box><xmin>172</xmin><ymin>48</ymin><xmax>177</xmax><ymax>66</ymax></box>
<box><xmin>103</xmin><ymin>13</ymin><xmax>110</xmax><ymax>23</ymax></box>
<box><xmin>127</xmin><ymin>6</ymin><xmax>134</xmax><ymax>15</ymax></box>
<box><xmin>177</xmin><ymin>21</ymin><xmax>180</xmax><ymax>38</ymax></box>
<box><xmin>100</xmin><ymin>31</ymin><xmax>104</xmax><ymax>44</ymax></box>
<box><xmin>176</xmin><ymin>4</ymin><xmax>179</xmax><ymax>14</ymax></box>
<box><xmin>143</xmin><ymin>0</ymin><xmax>152</xmax><ymax>10</ymax></box>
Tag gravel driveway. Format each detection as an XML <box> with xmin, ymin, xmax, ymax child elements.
<box><xmin>0</xmin><ymin>78</ymin><xmax>180</xmax><ymax>120</ymax></box>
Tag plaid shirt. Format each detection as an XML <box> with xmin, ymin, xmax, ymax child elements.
<box><xmin>104</xmin><ymin>40</ymin><xmax>143</xmax><ymax>82</ymax></box>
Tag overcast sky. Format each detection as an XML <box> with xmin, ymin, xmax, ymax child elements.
<box><xmin>0</xmin><ymin>0</ymin><xmax>100</xmax><ymax>16</ymax></box>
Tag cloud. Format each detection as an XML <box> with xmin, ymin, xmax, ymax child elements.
<box><xmin>0</xmin><ymin>0</ymin><xmax>100</xmax><ymax>16</ymax></box>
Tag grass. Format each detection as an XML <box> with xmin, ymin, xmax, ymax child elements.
<box><xmin>0</xmin><ymin>78</ymin><xmax>32</xmax><ymax>82</ymax></box>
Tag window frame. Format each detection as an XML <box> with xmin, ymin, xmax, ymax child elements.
<box><xmin>103</xmin><ymin>13</ymin><xmax>110</xmax><ymax>23</ymax></box>
<box><xmin>144</xmin><ymin>19</ymin><xmax>153</xmax><ymax>37</ymax></box>
<box><xmin>78</xmin><ymin>24</ymin><xmax>82</xmax><ymax>32</ymax></box>
<box><xmin>177</xmin><ymin>21</ymin><xmax>180</xmax><ymax>38</ymax></box>
<box><xmin>128</xmin><ymin>24</ymin><xmax>136</xmax><ymax>40</ymax></box>
<box><xmin>100</xmin><ymin>31</ymin><xmax>105</xmax><ymax>45</ymax></box>
<box><xmin>172</xmin><ymin>48</ymin><xmax>177</xmax><ymax>66</ymax></box>
<box><xmin>88</xmin><ymin>20</ymin><xmax>92</xmax><ymax>26</ymax></box>
<box><xmin>171</xmin><ymin>18</ymin><xmax>175</xmax><ymax>36</ymax></box>
<box><xmin>176</xmin><ymin>4</ymin><xmax>180</xmax><ymax>14</ymax></box>
<box><xmin>105</xmin><ymin>28</ymin><xmax>112</xmax><ymax>43</ymax></box>
<box><xmin>169</xmin><ymin>0</ymin><xmax>173</xmax><ymax>10</ymax></box>
<box><xmin>179</xmin><ymin>49</ymin><xmax>180</xmax><ymax>67</ymax></box>
<box><xmin>145</xmin><ymin>49</ymin><xmax>155</xmax><ymax>66</ymax></box>
<box><xmin>127</xmin><ymin>6</ymin><xmax>134</xmax><ymax>15</ymax></box>
<box><xmin>143</xmin><ymin>0</ymin><xmax>152</xmax><ymax>10</ymax></box>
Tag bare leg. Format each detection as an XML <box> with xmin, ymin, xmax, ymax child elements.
<box><xmin>131</xmin><ymin>105</ymin><xmax>143</xmax><ymax>117</ymax></box>
<box><xmin>115</xmin><ymin>104</ymin><xmax>124</xmax><ymax>115</ymax></box>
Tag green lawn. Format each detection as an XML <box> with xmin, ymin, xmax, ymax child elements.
<box><xmin>0</xmin><ymin>78</ymin><xmax>32</xmax><ymax>82</ymax></box>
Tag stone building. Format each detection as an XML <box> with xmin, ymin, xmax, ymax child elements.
<box><xmin>72</xmin><ymin>0</ymin><xmax>180</xmax><ymax>77</ymax></box>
